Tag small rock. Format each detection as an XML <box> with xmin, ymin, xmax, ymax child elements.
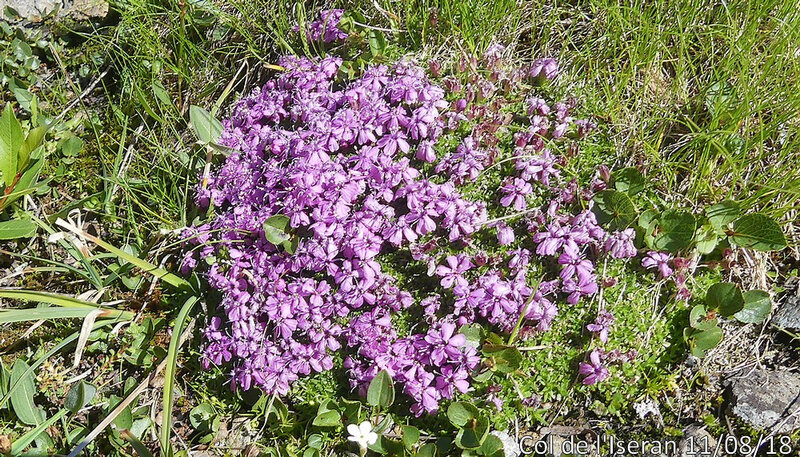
<box><xmin>727</xmin><ymin>369</ymin><xmax>800</xmax><ymax>433</ymax></box>
<box><xmin>772</xmin><ymin>295</ymin><xmax>800</xmax><ymax>330</ymax></box>
<box><xmin>0</xmin><ymin>0</ymin><xmax>108</xmax><ymax>22</ymax></box>
<box><xmin>676</xmin><ymin>425</ymin><xmax>716</xmax><ymax>457</ymax></box>
<box><xmin>491</xmin><ymin>430</ymin><xmax>521</xmax><ymax>457</ymax></box>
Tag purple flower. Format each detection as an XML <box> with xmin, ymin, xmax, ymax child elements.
<box><xmin>641</xmin><ymin>251</ymin><xmax>673</xmax><ymax>278</ymax></box>
<box><xmin>578</xmin><ymin>350</ymin><xmax>609</xmax><ymax>385</ymax></box>
<box><xmin>496</xmin><ymin>223</ymin><xmax>515</xmax><ymax>245</ymax></box>
<box><xmin>435</xmin><ymin>255</ymin><xmax>472</xmax><ymax>289</ymax></box>
<box><xmin>604</xmin><ymin>228</ymin><xmax>637</xmax><ymax>259</ymax></box>
<box><xmin>499</xmin><ymin>178</ymin><xmax>533</xmax><ymax>210</ymax></box>
<box><xmin>586</xmin><ymin>310</ymin><xmax>614</xmax><ymax>343</ymax></box>
<box><xmin>530</xmin><ymin>58</ymin><xmax>559</xmax><ymax>80</ymax></box>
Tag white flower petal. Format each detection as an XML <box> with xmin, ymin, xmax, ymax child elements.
<box><xmin>358</xmin><ymin>421</ymin><xmax>373</xmax><ymax>435</ymax></box>
<box><xmin>347</xmin><ymin>436</ymin><xmax>360</xmax><ymax>443</ymax></box>
<box><xmin>347</xmin><ymin>423</ymin><xmax>360</xmax><ymax>436</ymax></box>
<box><xmin>365</xmin><ymin>432</ymin><xmax>379</xmax><ymax>445</ymax></box>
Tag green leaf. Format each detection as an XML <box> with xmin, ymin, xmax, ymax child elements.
<box><xmin>311</xmin><ymin>409</ymin><xmax>341</xmax><ymax>427</ymax></box>
<box><xmin>706</xmin><ymin>282</ymin><xmax>744</xmax><ymax>317</ymax></box>
<box><xmin>415</xmin><ymin>443</ymin><xmax>437</xmax><ymax>457</ymax></box>
<box><xmin>688</xmin><ymin>325</ymin><xmax>723</xmax><ymax>358</ymax></box>
<box><xmin>734</xmin><ymin>290</ymin><xmax>772</xmax><ymax>324</ymax></box>
<box><xmin>60</xmin><ymin>135</ymin><xmax>83</xmax><ymax>157</ymax></box>
<box><xmin>10</xmin><ymin>359</ymin><xmax>43</xmax><ymax>425</ymax></box>
<box><xmin>189</xmin><ymin>403</ymin><xmax>215</xmax><ymax>429</ymax></box>
<box><xmin>263</xmin><ymin>214</ymin><xmax>291</xmax><ymax>246</ymax></box>
<box><xmin>695</xmin><ymin>224</ymin><xmax>719</xmax><ymax>255</ymax></box>
<box><xmin>65</xmin><ymin>381</ymin><xmax>97</xmax><ymax>413</ymax></box>
<box><xmin>478</xmin><ymin>434</ymin><xmax>504</xmax><ymax>457</ymax></box>
<box><xmin>455</xmin><ymin>417</ymin><xmax>489</xmax><ymax>449</ymax></box>
<box><xmin>0</xmin><ymin>218</ymin><xmax>36</xmax><ymax>239</ymax></box>
<box><xmin>689</xmin><ymin>305</ymin><xmax>707</xmax><ymax>329</ymax></box>
<box><xmin>160</xmin><ymin>296</ymin><xmax>198</xmax><ymax>455</ymax></box>
<box><xmin>366</xmin><ymin>369</ymin><xmax>394</xmax><ymax>407</ymax></box>
<box><xmin>483</xmin><ymin>346</ymin><xmax>522</xmax><ymax>373</ymax></box>
<box><xmin>447</xmin><ymin>402</ymin><xmax>479</xmax><ymax>428</ymax></box>
<box><xmin>706</xmin><ymin>200</ymin><xmax>740</xmax><ymax>233</ymax></box>
<box><xmin>18</xmin><ymin>125</ymin><xmax>47</xmax><ymax>167</ymax></box>
<box><xmin>459</xmin><ymin>323</ymin><xmax>484</xmax><ymax>348</ymax></box>
<box><xmin>613</xmin><ymin>167</ymin><xmax>645</xmax><ymax>195</ymax></box>
<box><xmin>729</xmin><ymin>213</ymin><xmax>787</xmax><ymax>252</ymax></box>
<box><xmin>402</xmin><ymin>425</ymin><xmax>420</xmax><ymax>448</ymax></box>
<box><xmin>3</xmin><ymin>156</ymin><xmax>43</xmax><ymax>207</ymax></box>
<box><xmin>593</xmin><ymin>190</ymin><xmax>636</xmax><ymax>230</ymax></box>
<box><xmin>189</xmin><ymin>105</ymin><xmax>223</xmax><ymax>144</ymax></box>
<box><xmin>0</xmin><ymin>103</ymin><xmax>23</xmax><ymax>186</ymax></box>
<box><xmin>653</xmin><ymin>210</ymin><xmax>696</xmax><ymax>253</ymax></box>
<box><xmin>10</xmin><ymin>408</ymin><xmax>68</xmax><ymax>455</ymax></box>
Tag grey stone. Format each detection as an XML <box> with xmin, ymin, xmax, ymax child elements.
<box><xmin>491</xmin><ymin>430</ymin><xmax>521</xmax><ymax>457</ymax></box>
<box><xmin>727</xmin><ymin>369</ymin><xmax>800</xmax><ymax>433</ymax></box>
<box><xmin>0</xmin><ymin>0</ymin><xmax>108</xmax><ymax>22</ymax></box>
<box><xmin>772</xmin><ymin>295</ymin><xmax>800</xmax><ymax>330</ymax></box>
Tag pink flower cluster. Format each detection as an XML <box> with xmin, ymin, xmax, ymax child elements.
<box><xmin>184</xmin><ymin>43</ymin><xmax>651</xmax><ymax>413</ymax></box>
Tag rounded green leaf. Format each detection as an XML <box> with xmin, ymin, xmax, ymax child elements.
<box><xmin>311</xmin><ymin>409</ymin><xmax>341</xmax><ymax>427</ymax></box>
<box><xmin>689</xmin><ymin>326</ymin><xmax>723</xmax><ymax>358</ymax></box>
<box><xmin>706</xmin><ymin>282</ymin><xmax>744</xmax><ymax>317</ymax></box>
<box><xmin>653</xmin><ymin>210</ymin><xmax>696</xmax><ymax>253</ymax></box>
<box><xmin>593</xmin><ymin>190</ymin><xmax>636</xmax><ymax>230</ymax></box>
<box><xmin>402</xmin><ymin>425</ymin><xmax>420</xmax><ymax>448</ymax></box>
<box><xmin>478</xmin><ymin>434</ymin><xmax>504</xmax><ymax>457</ymax></box>
<box><xmin>65</xmin><ymin>381</ymin><xmax>97</xmax><ymax>413</ymax></box>
<box><xmin>414</xmin><ymin>443</ymin><xmax>437</xmax><ymax>457</ymax></box>
<box><xmin>613</xmin><ymin>167</ymin><xmax>646</xmax><ymax>195</ymax></box>
<box><xmin>366</xmin><ymin>370</ymin><xmax>394</xmax><ymax>407</ymax></box>
<box><xmin>734</xmin><ymin>290</ymin><xmax>772</xmax><ymax>324</ymax></box>
<box><xmin>263</xmin><ymin>214</ymin><xmax>291</xmax><ymax>246</ymax></box>
<box><xmin>730</xmin><ymin>213</ymin><xmax>787</xmax><ymax>252</ymax></box>
<box><xmin>454</xmin><ymin>417</ymin><xmax>489</xmax><ymax>449</ymax></box>
<box><xmin>447</xmin><ymin>402</ymin><xmax>479</xmax><ymax>428</ymax></box>
<box><xmin>706</xmin><ymin>200</ymin><xmax>740</xmax><ymax>233</ymax></box>
<box><xmin>695</xmin><ymin>224</ymin><xmax>719</xmax><ymax>255</ymax></box>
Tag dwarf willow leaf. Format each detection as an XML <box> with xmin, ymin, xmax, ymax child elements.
<box><xmin>688</xmin><ymin>325</ymin><xmax>723</xmax><ymax>358</ymax></box>
<box><xmin>263</xmin><ymin>214</ymin><xmax>291</xmax><ymax>246</ymax></box>
<box><xmin>734</xmin><ymin>290</ymin><xmax>772</xmax><ymax>324</ymax></box>
<box><xmin>706</xmin><ymin>282</ymin><xmax>744</xmax><ymax>317</ymax></box>
<box><xmin>311</xmin><ymin>409</ymin><xmax>340</xmax><ymax>427</ymax></box>
<box><xmin>730</xmin><ymin>213</ymin><xmax>786</xmax><ymax>252</ymax></box>
<box><xmin>447</xmin><ymin>402</ymin><xmax>478</xmax><ymax>428</ymax></box>
<box><xmin>613</xmin><ymin>167</ymin><xmax>645</xmax><ymax>195</ymax></box>
<box><xmin>653</xmin><ymin>210</ymin><xmax>695</xmax><ymax>253</ymax></box>
<box><xmin>706</xmin><ymin>200</ymin><xmax>740</xmax><ymax>233</ymax></box>
<box><xmin>593</xmin><ymin>190</ymin><xmax>636</xmax><ymax>230</ymax></box>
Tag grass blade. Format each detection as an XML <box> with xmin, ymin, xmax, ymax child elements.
<box><xmin>55</xmin><ymin>218</ymin><xmax>191</xmax><ymax>291</ymax></box>
<box><xmin>0</xmin><ymin>289</ymin><xmax>109</xmax><ymax>308</ymax></box>
<box><xmin>120</xmin><ymin>430</ymin><xmax>155</xmax><ymax>457</ymax></box>
<box><xmin>159</xmin><ymin>295</ymin><xmax>198</xmax><ymax>457</ymax></box>
<box><xmin>0</xmin><ymin>308</ymin><xmax>132</xmax><ymax>324</ymax></box>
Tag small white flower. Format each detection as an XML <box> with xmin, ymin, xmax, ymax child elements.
<box><xmin>347</xmin><ymin>421</ymin><xmax>378</xmax><ymax>450</ymax></box>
